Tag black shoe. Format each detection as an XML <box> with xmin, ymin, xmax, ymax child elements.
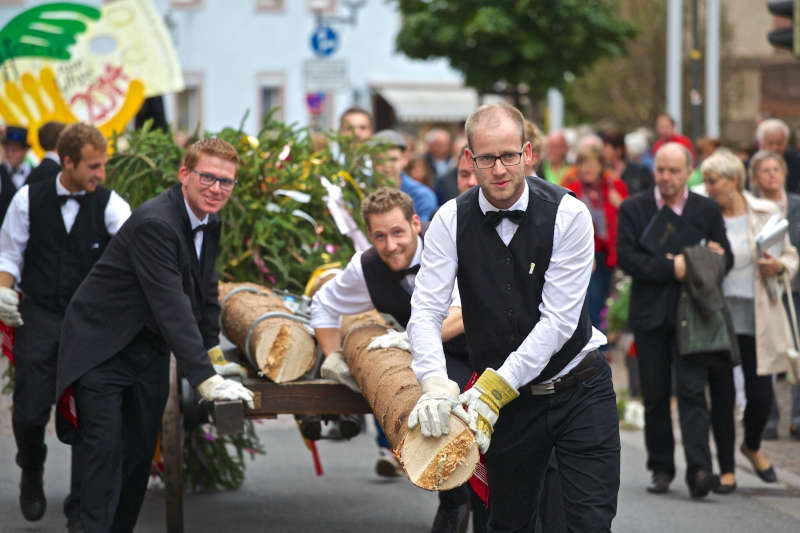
<box><xmin>713</xmin><ymin>482</ymin><xmax>737</xmax><ymax>495</ymax></box>
<box><xmin>19</xmin><ymin>468</ymin><xmax>46</xmax><ymax>521</ymax></box>
<box><xmin>740</xmin><ymin>443</ymin><xmax>778</xmax><ymax>483</ymax></box>
<box><xmin>430</xmin><ymin>503</ymin><xmax>468</xmax><ymax>533</ymax></box>
<box><xmin>336</xmin><ymin>414</ymin><xmax>362</xmax><ymax>439</ymax></box>
<box><xmin>299</xmin><ymin>415</ymin><xmax>322</xmax><ymax>441</ymax></box>
<box><xmin>688</xmin><ymin>469</ymin><xmax>719</xmax><ymax>499</ymax></box>
<box><xmin>762</xmin><ymin>426</ymin><xmax>779</xmax><ymax>440</ymax></box>
<box><xmin>646</xmin><ymin>471</ymin><xmax>672</xmax><ymax>494</ymax></box>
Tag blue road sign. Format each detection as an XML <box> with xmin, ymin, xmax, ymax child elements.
<box><xmin>311</xmin><ymin>25</ymin><xmax>339</xmax><ymax>58</ymax></box>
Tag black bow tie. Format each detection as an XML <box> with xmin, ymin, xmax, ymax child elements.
<box><xmin>392</xmin><ymin>263</ymin><xmax>420</xmax><ymax>280</ymax></box>
<box><xmin>191</xmin><ymin>223</ymin><xmax>209</xmax><ymax>237</ymax></box>
<box><xmin>57</xmin><ymin>194</ymin><xmax>87</xmax><ymax>206</ymax></box>
<box><xmin>483</xmin><ymin>209</ymin><xmax>525</xmax><ymax>227</ymax></box>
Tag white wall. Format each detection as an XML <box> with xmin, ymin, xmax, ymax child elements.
<box><xmin>0</xmin><ymin>0</ymin><xmax>465</xmax><ymax>133</ymax></box>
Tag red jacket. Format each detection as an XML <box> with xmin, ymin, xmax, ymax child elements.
<box><xmin>565</xmin><ymin>172</ymin><xmax>629</xmax><ymax>268</ymax></box>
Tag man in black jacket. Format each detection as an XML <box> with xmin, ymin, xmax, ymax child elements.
<box><xmin>27</xmin><ymin>121</ymin><xmax>66</xmax><ymax>186</ymax></box>
<box><xmin>617</xmin><ymin>142</ymin><xmax>733</xmax><ymax>498</ymax></box>
<box><xmin>0</xmin><ymin>123</ymin><xmax>131</xmax><ymax>527</ymax></box>
<box><xmin>0</xmin><ymin>126</ymin><xmax>32</xmax><ymax>224</ymax></box>
<box><xmin>55</xmin><ymin>138</ymin><xmax>253</xmax><ymax>533</ymax></box>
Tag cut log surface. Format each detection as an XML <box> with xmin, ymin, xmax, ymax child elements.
<box><xmin>341</xmin><ymin>311</ymin><xmax>479</xmax><ymax>491</ymax></box>
<box><xmin>219</xmin><ymin>282</ymin><xmax>315</xmax><ymax>383</ymax></box>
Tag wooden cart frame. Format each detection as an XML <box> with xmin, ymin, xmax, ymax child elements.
<box><xmin>161</xmin><ymin>357</ymin><xmax>371</xmax><ymax>533</ymax></box>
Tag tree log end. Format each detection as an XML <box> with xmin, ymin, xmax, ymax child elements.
<box><xmin>255</xmin><ymin>323</ymin><xmax>316</xmax><ymax>383</ymax></box>
<box><xmin>399</xmin><ymin>417</ymin><xmax>479</xmax><ymax>491</ymax></box>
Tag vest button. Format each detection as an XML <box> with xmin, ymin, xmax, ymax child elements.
<box><xmin>505</xmin><ymin>308</ymin><xmax>514</xmax><ymax>317</ymax></box>
<box><xmin>505</xmin><ymin>256</ymin><xmax>512</xmax><ymax>264</ymax></box>
<box><xmin>504</xmin><ymin>283</ymin><xmax>512</xmax><ymax>292</ymax></box>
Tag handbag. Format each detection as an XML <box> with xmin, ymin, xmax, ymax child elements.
<box><xmin>677</xmin><ymin>286</ymin><xmax>740</xmax><ymax>367</ymax></box>
<box><xmin>781</xmin><ymin>274</ymin><xmax>800</xmax><ymax>384</ymax></box>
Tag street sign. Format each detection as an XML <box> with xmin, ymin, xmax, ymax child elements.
<box><xmin>303</xmin><ymin>58</ymin><xmax>348</xmax><ymax>92</ymax></box>
<box><xmin>310</xmin><ymin>25</ymin><xmax>339</xmax><ymax>58</ymax></box>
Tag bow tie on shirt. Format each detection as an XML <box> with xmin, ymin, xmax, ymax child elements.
<box><xmin>483</xmin><ymin>209</ymin><xmax>526</xmax><ymax>227</ymax></box>
<box><xmin>57</xmin><ymin>194</ymin><xmax>88</xmax><ymax>206</ymax></box>
<box><xmin>191</xmin><ymin>223</ymin><xmax>209</xmax><ymax>237</ymax></box>
<box><xmin>390</xmin><ymin>263</ymin><xmax>420</xmax><ymax>281</ymax></box>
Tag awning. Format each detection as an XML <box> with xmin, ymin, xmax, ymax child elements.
<box><xmin>374</xmin><ymin>86</ymin><xmax>480</xmax><ymax>123</ymax></box>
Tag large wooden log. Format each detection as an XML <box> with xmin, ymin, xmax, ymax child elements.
<box><xmin>219</xmin><ymin>282</ymin><xmax>315</xmax><ymax>383</ymax></box>
<box><xmin>341</xmin><ymin>312</ymin><xmax>479</xmax><ymax>491</ymax></box>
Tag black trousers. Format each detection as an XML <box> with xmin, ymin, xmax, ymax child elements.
<box><xmin>13</xmin><ymin>297</ymin><xmax>81</xmax><ymax>523</ymax></box>
<box><xmin>737</xmin><ymin>335</ymin><xmax>774</xmax><ymax>451</ymax></box>
<box><xmin>74</xmin><ymin>334</ymin><xmax>169</xmax><ymax>533</ymax></box>
<box><xmin>634</xmin><ymin>326</ymin><xmax>713</xmax><ymax>480</ymax></box>
<box><xmin>485</xmin><ymin>356</ymin><xmax>620</xmax><ymax>533</ymax></box>
<box><xmin>708</xmin><ymin>366</ymin><xmax>735</xmax><ymax>475</ymax></box>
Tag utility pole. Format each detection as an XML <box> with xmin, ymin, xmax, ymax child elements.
<box><xmin>666</xmin><ymin>0</ymin><xmax>683</xmax><ymax>131</ymax></box>
<box><xmin>689</xmin><ymin>0</ymin><xmax>702</xmax><ymax>142</ymax></box>
<box><xmin>705</xmin><ymin>0</ymin><xmax>720</xmax><ymax>139</ymax></box>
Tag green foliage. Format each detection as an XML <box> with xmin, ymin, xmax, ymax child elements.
<box><xmin>605</xmin><ymin>276</ymin><xmax>631</xmax><ymax>334</ymax></box>
<box><xmin>182</xmin><ymin>421</ymin><xmax>265</xmax><ymax>492</ymax></box>
<box><xmin>392</xmin><ymin>0</ymin><xmax>637</xmax><ymax>98</ymax></box>
<box><xmin>105</xmin><ymin>115</ymin><xmax>390</xmax><ymax>290</ymax></box>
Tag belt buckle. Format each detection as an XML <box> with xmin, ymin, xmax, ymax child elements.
<box><xmin>529</xmin><ymin>381</ymin><xmax>556</xmax><ymax>396</ymax></box>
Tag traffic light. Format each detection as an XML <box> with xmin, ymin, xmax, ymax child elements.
<box><xmin>768</xmin><ymin>0</ymin><xmax>800</xmax><ymax>57</ymax></box>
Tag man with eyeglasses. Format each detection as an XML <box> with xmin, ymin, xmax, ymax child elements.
<box><xmin>0</xmin><ymin>123</ymin><xmax>131</xmax><ymax>529</ymax></box>
<box><xmin>407</xmin><ymin>103</ymin><xmax>620</xmax><ymax>531</ymax></box>
<box><xmin>55</xmin><ymin>138</ymin><xmax>253</xmax><ymax>533</ymax></box>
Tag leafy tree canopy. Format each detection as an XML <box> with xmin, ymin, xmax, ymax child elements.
<box><xmin>393</xmin><ymin>0</ymin><xmax>637</xmax><ymax>98</ymax></box>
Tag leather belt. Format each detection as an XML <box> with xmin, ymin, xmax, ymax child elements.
<box><xmin>527</xmin><ymin>351</ymin><xmax>602</xmax><ymax>396</ymax></box>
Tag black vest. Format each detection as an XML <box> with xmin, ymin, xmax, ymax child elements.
<box><xmin>0</xmin><ymin>166</ymin><xmax>17</xmax><ymax>225</ymax></box>
<box><xmin>360</xmin><ymin>227</ymin><xmax>468</xmax><ymax>359</ymax></box>
<box><xmin>21</xmin><ymin>180</ymin><xmax>112</xmax><ymax>312</ymax></box>
<box><xmin>455</xmin><ymin>176</ymin><xmax>592</xmax><ymax>382</ymax></box>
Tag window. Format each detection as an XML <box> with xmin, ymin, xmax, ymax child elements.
<box><xmin>173</xmin><ymin>72</ymin><xmax>203</xmax><ymax>134</ymax></box>
<box><xmin>257</xmin><ymin>72</ymin><xmax>285</xmax><ymax>125</ymax></box>
<box><xmin>256</xmin><ymin>0</ymin><xmax>284</xmax><ymax>12</ymax></box>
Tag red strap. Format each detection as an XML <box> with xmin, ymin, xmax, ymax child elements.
<box><xmin>464</xmin><ymin>371</ymin><xmax>489</xmax><ymax>507</ymax></box>
<box><xmin>58</xmin><ymin>386</ymin><xmax>78</xmax><ymax>429</ymax></box>
<box><xmin>1</xmin><ymin>321</ymin><xmax>15</xmax><ymax>366</ymax></box>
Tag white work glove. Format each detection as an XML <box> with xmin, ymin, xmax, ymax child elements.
<box><xmin>197</xmin><ymin>374</ymin><xmax>254</xmax><ymax>409</ymax></box>
<box><xmin>453</xmin><ymin>368</ymin><xmax>519</xmax><ymax>454</ymax></box>
<box><xmin>207</xmin><ymin>345</ymin><xmax>248</xmax><ymax>378</ymax></box>
<box><xmin>0</xmin><ymin>287</ymin><xmax>23</xmax><ymax>327</ymax></box>
<box><xmin>367</xmin><ymin>330</ymin><xmax>410</xmax><ymax>352</ymax></box>
<box><xmin>407</xmin><ymin>376</ymin><xmax>460</xmax><ymax>438</ymax></box>
<box><xmin>320</xmin><ymin>350</ymin><xmax>360</xmax><ymax>393</ymax></box>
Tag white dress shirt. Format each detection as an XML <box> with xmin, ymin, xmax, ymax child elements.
<box><xmin>0</xmin><ymin>174</ymin><xmax>132</xmax><ymax>283</ymax></box>
<box><xmin>310</xmin><ymin>235</ymin><xmax>461</xmax><ymax>329</ymax></box>
<box><xmin>183</xmin><ymin>198</ymin><xmax>208</xmax><ymax>260</ymax></box>
<box><xmin>1</xmin><ymin>160</ymin><xmax>32</xmax><ymax>190</ymax></box>
<box><xmin>407</xmin><ymin>180</ymin><xmax>607</xmax><ymax>389</ymax></box>
<box><xmin>43</xmin><ymin>151</ymin><xmax>60</xmax><ymax>165</ymax></box>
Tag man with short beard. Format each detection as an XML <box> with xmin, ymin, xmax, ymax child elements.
<box><xmin>311</xmin><ymin>187</ymin><xmax>478</xmax><ymax>533</ymax></box>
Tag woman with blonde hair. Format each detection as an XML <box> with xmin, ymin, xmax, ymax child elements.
<box><xmin>702</xmin><ymin>148</ymin><xmax>799</xmax><ymax>492</ymax></box>
<box><xmin>749</xmin><ymin>150</ymin><xmax>800</xmax><ymax>440</ymax></box>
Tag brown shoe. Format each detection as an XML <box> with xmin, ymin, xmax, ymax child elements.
<box><xmin>646</xmin><ymin>471</ymin><xmax>672</xmax><ymax>494</ymax></box>
<box><xmin>688</xmin><ymin>469</ymin><xmax>720</xmax><ymax>499</ymax></box>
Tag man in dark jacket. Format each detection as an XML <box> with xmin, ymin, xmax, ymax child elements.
<box><xmin>55</xmin><ymin>138</ymin><xmax>253</xmax><ymax>533</ymax></box>
<box><xmin>617</xmin><ymin>142</ymin><xmax>733</xmax><ymax>498</ymax></box>
<box><xmin>27</xmin><ymin>121</ymin><xmax>66</xmax><ymax>185</ymax></box>
<box><xmin>0</xmin><ymin>126</ymin><xmax>32</xmax><ymax>224</ymax></box>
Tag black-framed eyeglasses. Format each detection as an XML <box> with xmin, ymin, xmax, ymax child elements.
<box><xmin>191</xmin><ymin>169</ymin><xmax>237</xmax><ymax>191</ymax></box>
<box><xmin>471</xmin><ymin>151</ymin><xmax>523</xmax><ymax>169</ymax></box>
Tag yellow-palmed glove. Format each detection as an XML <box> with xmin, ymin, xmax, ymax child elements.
<box><xmin>207</xmin><ymin>345</ymin><xmax>248</xmax><ymax>378</ymax></box>
<box><xmin>452</xmin><ymin>368</ymin><xmax>518</xmax><ymax>454</ymax></box>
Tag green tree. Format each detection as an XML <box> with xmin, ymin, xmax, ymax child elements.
<box><xmin>392</xmin><ymin>0</ymin><xmax>637</xmax><ymax>106</ymax></box>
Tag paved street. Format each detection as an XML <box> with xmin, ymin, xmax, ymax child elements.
<box><xmin>1</xmin><ymin>411</ymin><xmax>800</xmax><ymax>532</ymax></box>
